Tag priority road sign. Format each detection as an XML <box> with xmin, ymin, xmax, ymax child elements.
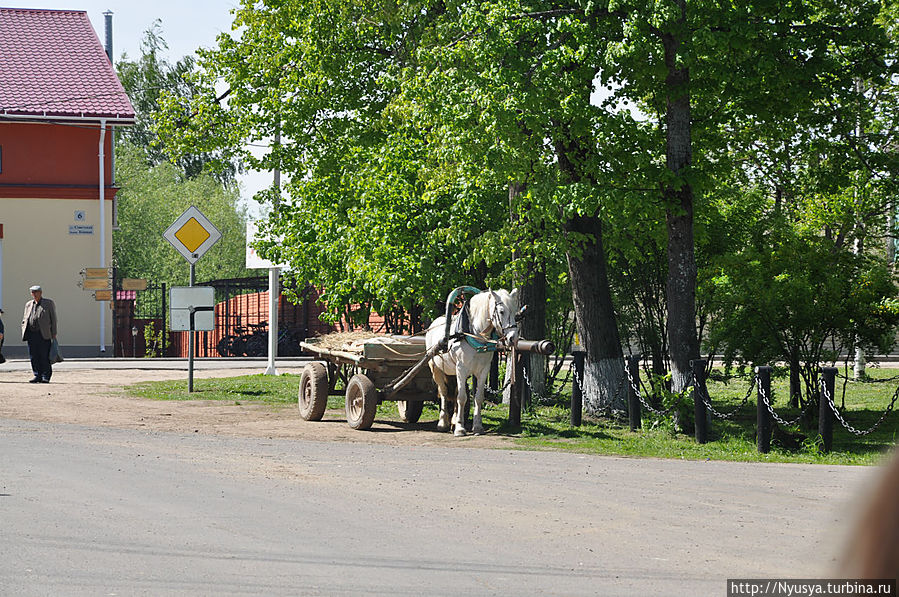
<box><xmin>163</xmin><ymin>206</ymin><xmax>222</xmax><ymax>264</ymax></box>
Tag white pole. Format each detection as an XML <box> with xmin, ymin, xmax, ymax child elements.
<box><xmin>99</xmin><ymin>119</ymin><xmax>107</xmax><ymax>353</ymax></box>
<box><xmin>265</xmin><ymin>267</ymin><xmax>279</xmax><ymax>375</ymax></box>
<box><xmin>264</xmin><ymin>124</ymin><xmax>281</xmax><ymax>375</ymax></box>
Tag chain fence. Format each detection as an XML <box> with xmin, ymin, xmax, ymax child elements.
<box><xmin>836</xmin><ymin>370</ymin><xmax>899</xmax><ymax>384</ymax></box>
<box><xmin>623</xmin><ymin>360</ymin><xmax>682</xmax><ymax>417</ymax></box>
<box><xmin>757</xmin><ymin>378</ymin><xmax>811</xmax><ymax>427</ymax></box>
<box><xmin>520</xmin><ymin>362</ymin><xmax>574</xmax><ymax>406</ymax></box>
<box><xmin>511</xmin><ymin>353</ymin><xmax>899</xmax><ymax>443</ymax></box>
<box><xmin>694</xmin><ymin>373</ymin><xmax>755</xmax><ymax>421</ymax></box>
<box><xmin>821</xmin><ymin>377</ymin><xmax>899</xmax><ymax>437</ymax></box>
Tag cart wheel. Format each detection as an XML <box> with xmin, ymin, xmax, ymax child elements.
<box><xmin>397</xmin><ymin>400</ymin><xmax>424</xmax><ymax>424</ymax></box>
<box><xmin>298</xmin><ymin>362</ymin><xmax>329</xmax><ymax>421</ymax></box>
<box><xmin>345</xmin><ymin>373</ymin><xmax>377</xmax><ymax>430</ymax></box>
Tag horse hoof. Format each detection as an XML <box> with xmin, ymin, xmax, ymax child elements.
<box><xmin>437</xmin><ymin>423</ymin><xmax>450</xmax><ymax>432</ymax></box>
<box><xmin>472</xmin><ymin>427</ymin><xmax>485</xmax><ymax>436</ymax></box>
<box><xmin>454</xmin><ymin>427</ymin><xmax>467</xmax><ymax>437</ymax></box>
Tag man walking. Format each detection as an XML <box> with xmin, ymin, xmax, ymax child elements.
<box><xmin>21</xmin><ymin>285</ymin><xmax>57</xmax><ymax>383</ymax></box>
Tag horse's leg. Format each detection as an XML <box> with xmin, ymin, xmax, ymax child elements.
<box><xmin>431</xmin><ymin>364</ymin><xmax>452</xmax><ymax>432</ymax></box>
<box><xmin>471</xmin><ymin>358</ymin><xmax>490</xmax><ymax>435</ymax></box>
<box><xmin>453</xmin><ymin>367</ymin><xmax>469</xmax><ymax>437</ymax></box>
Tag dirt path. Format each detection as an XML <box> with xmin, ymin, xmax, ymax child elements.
<box><xmin>0</xmin><ymin>365</ymin><xmax>512</xmax><ymax>448</ymax></box>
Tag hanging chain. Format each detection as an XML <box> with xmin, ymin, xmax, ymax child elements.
<box><xmin>484</xmin><ymin>375</ymin><xmax>513</xmax><ymax>399</ymax></box>
<box><xmin>564</xmin><ymin>364</ymin><xmax>628</xmax><ymax>412</ymax></box>
<box><xmin>519</xmin><ymin>361</ymin><xmax>574</xmax><ymax>405</ymax></box>
<box><xmin>836</xmin><ymin>371</ymin><xmax>899</xmax><ymax>384</ymax></box>
<box><xmin>623</xmin><ymin>361</ymin><xmax>679</xmax><ymax>416</ymax></box>
<box><xmin>821</xmin><ymin>377</ymin><xmax>899</xmax><ymax>437</ymax></box>
<box><xmin>758</xmin><ymin>378</ymin><xmax>807</xmax><ymax>427</ymax></box>
<box><xmin>695</xmin><ymin>374</ymin><xmax>753</xmax><ymax>420</ymax></box>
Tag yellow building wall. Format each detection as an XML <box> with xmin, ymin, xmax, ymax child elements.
<box><xmin>1</xmin><ymin>197</ymin><xmax>113</xmax><ymax>354</ymax></box>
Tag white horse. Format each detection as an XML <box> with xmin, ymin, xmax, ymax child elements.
<box><xmin>425</xmin><ymin>289</ymin><xmax>520</xmax><ymax>436</ymax></box>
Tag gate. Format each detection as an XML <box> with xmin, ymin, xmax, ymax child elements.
<box><xmin>112</xmin><ymin>274</ymin><xmax>168</xmax><ymax>357</ymax></box>
<box><xmin>113</xmin><ymin>274</ymin><xmax>333</xmax><ymax>358</ymax></box>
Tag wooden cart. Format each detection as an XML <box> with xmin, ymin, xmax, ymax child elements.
<box><xmin>297</xmin><ymin>334</ymin><xmax>555</xmax><ymax>431</ymax></box>
<box><xmin>297</xmin><ymin>335</ymin><xmax>440</xmax><ymax>430</ymax></box>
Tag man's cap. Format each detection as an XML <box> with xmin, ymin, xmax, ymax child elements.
<box><xmin>29</xmin><ymin>285</ymin><xmax>41</xmax><ymax>292</ymax></box>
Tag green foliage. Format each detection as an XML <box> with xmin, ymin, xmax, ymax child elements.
<box><xmin>142</xmin><ymin>322</ymin><xmax>165</xmax><ymax>358</ymax></box>
<box><xmin>116</xmin><ymin>23</ymin><xmax>238</xmax><ymax>183</ymax></box>
<box><xmin>113</xmin><ymin>28</ymin><xmax>251</xmax><ymax>288</ymax></box>
<box><xmin>705</xmin><ymin>215</ymin><xmax>899</xmax><ymax>389</ymax></box>
<box><xmin>151</xmin><ymin>0</ymin><xmax>899</xmax><ymax>372</ymax></box>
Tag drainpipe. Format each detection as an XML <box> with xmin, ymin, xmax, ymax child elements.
<box><xmin>99</xmin><ymin>118</ymin><xmax>107</xmax><ymax>353</ymax></box>
<box><xmin>104</xmin><ymin>11</ymin><xmax>117</xmax><ymax>223</ymax></box>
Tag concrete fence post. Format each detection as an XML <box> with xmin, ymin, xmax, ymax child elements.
<box><xmin>819</xmin><ymin>367</ymin><xmax>837</xmax><ymax>453</ymax></box>
<box><xmin>692</xmin><ymin>359</ymin><xmax>709</xmax><ymax>444</ymax></box>
<box><xmin>756</xmin><ymin>365</ymin><xmax>773</xmax><ymax>453</ymax></box>
<box><xmin>570</xmin><ymin>347</ymin><xmax>586</xmax><ymax>427</ymax></box>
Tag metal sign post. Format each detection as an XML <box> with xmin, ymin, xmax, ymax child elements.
<box><xmin>165</xmin><ymin>206</ymin><xmax>221</xmax><ymax>392</ymax></box>
<box><xmin>170</xmin><ymin>286</ymin><xmax>214</xmax><ymax>392</ymax></box>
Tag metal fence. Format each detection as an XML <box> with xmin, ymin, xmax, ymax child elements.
<box><xmin>113</xmin><ymin>275</ymin><xmax>330</xmax><ymax>357</ymax></box>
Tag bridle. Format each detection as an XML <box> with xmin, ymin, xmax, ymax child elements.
<box><xmin>488</xmin><ymin>292</ymin><xmax>518</xmax><ymax>342</ymax></box>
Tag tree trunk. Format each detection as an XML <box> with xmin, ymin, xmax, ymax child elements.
<box><xmin>565</xmin><ymin>214</ymin><xmax>626</xmax><ymax>413</ymax></box>
<box><xmin>521</xmin><ymin>263</ymin><xmax>547</xmax><ymax>403</ymax></box>
<box><xmin>505</xmin><ymin>180</ymin><xmax>548</xmax><ymax>404</ymax></box>
<box><xmin>662</xmin><ymin>11</ymin><xmax>699</xmax><ymax>393</ymax></box>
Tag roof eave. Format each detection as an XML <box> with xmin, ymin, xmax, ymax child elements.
<box><xmin>0</xmin><ymin>111</ymin><xmax>135</xmax><ymax>125</ymax></box>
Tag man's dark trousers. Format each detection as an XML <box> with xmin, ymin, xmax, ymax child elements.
<box><xmin>26</xmin><ymin>333</ymin><xmax>51</xmax><ymax>381</ymax></box>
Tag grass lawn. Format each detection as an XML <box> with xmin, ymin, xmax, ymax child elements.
<box><xmin>125</xmin><ymin>365</ymin><xmax>899</xmax><ymax>465</ymax></box>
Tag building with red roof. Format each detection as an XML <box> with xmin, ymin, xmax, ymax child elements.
<box><xmin>0</xmin><ymin>7</ymin><xmax>135</xmax><ymax>356</ymax></box>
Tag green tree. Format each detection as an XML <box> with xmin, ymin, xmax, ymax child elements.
<box><xmin>114</xmin><ymin>25</ymin><xmax>250</xmax><ymax>286</ymax></box>
<box><xmin>706</xmin><ymin>215</ymin><xmax>899</xmax><ymax>411</ymax></box>
<box><xmin>153</xmin><ymin>0</ymin><xmax>899</xmax><ymax>417</ymax></box>
<box><xmin>116</xmin><ymin>22</ymin><xmax>238</xmax><ymax>183</ymax></box>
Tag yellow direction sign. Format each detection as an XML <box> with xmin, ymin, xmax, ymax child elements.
<box><xmin>121</xmin><ymin>278</ymin><xmax>148</xmax><ymax>291</ymax></box>
<box><xmin>163</xmin><ymin>206</ymin><xmax>222</xmax><ymax>265</ymax></box>
<box><xmin>85</xmin><ymin>268</ymin><xmax>110</xmax><ymax>279</ymax></box>
<box><xmin>83</xmin><ymin>278</ymin><xmax>111</xmax><ymax>290</ymax></box>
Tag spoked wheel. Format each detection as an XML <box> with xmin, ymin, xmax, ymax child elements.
<box><xmin>397</xmin><ymin>399</ymin><xmax>424</xmax><ymax>424</ymax></box>
<box><xmin>345</xmin><ymin>373</ymin><xmax>377</xmax><ymax>430</ymax></box>
<box><xmin>298</xmin><ymin>362</ymin><xmax>329</xmax><ymax>421</ymax></box>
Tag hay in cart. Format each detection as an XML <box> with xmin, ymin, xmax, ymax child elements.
<box><xmin>305</xmin><ymin>331</ymin><xmax>427</xmax><ymax>359</ymax></box>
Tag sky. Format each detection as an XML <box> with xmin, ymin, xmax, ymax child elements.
<box><xmin>7</xmin><ymin>0</ymin><xmax>273</xmax><ymax>206</ymax></box>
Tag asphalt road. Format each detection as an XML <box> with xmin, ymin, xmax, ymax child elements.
<box><xmin>0</xmin><ymin>417</ymin><xmax>876</xmax><ymax>596</ymax></box>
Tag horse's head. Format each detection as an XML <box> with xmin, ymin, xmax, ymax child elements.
<box><xmin>489</xmin><ymin>289</ymin><xmax>520</xmax><ymax>348</ymax></box>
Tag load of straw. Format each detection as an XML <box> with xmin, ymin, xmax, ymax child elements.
<box><xmin>311</xmin><ymin>331</ymin><xmax>417</xmax><ymax>354</ymax></box>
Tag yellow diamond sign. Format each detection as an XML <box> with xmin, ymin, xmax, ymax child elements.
<box><xmin>163</xmin><ymin>206</ymin><xmax>222</xmax><ymax>264</ymax></box>
<box><xmin>175</xmin><ymin>218</ymin><xmax>211</xmax><ymax>253</ymax></box>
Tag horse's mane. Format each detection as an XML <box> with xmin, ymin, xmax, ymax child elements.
<box><xmin>468</xmin><ymin>289</ymin><xmax>516</xmax><ymax>335</ymax></box>
<box><xmin>468</xmin><ymin>292</ymin><xmax>492</xmax><ymax>335</ymax></box>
